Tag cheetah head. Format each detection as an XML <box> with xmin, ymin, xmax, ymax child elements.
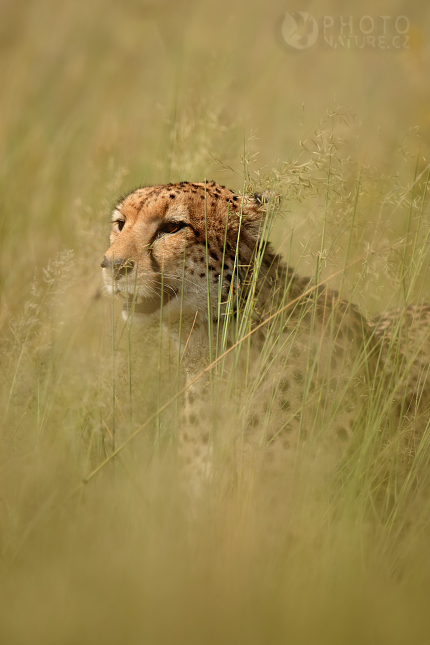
<box><xmin>101</xmin><ymin>182</ymin><xmax>271</xmax><ymax>328</ymax></box>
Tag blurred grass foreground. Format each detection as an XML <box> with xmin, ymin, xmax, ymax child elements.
<box><xmin>1</xmin><ymin>0</ymin><xmax>430</xmax><ymax>643</ymax></box>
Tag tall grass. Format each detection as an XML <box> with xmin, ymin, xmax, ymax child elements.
<box><xmin>1</xmin><ymin>0</ymin><xmax>430</xmax><ymax>643</ymax></box>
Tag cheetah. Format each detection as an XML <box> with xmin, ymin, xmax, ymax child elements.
<box><xmin>101</xmin><ymin>181</ymin><xmax>429</xmax><ymax>495</ymax></box>
<box><xmin>370</xmin><ymin>305</ymin><xmax>430</xmax><ymax>430</ymax></box>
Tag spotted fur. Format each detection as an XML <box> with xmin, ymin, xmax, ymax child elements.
<box><xmin>370</xmin><ymin>304</ymin><xmax>430</xmax><ymax>419</ymax></box>
<box><xmin>101</xmin><ymin>182</ymin><xmax>429</xmax><ymax>494</ymax></box>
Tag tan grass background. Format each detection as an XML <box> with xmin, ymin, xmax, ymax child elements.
<box><xmin>1</xmin><ymin>1</ymin><xmax>430</xmax><ymax>643</ymax></box>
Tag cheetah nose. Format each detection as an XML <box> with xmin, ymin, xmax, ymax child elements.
<box><xmin>101</xmin><ymin>256</ymin><xmax>135</xmax><ymax>278</ymax></box>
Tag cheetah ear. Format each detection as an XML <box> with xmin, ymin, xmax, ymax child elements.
<box><xmin>241</xmin><ymin>191</ymin><xmax>281</xmax><ymax>238</ymax></box>
<box><xmin>252</xmin><ymin>190</ymin><xmax>280</xmax><ymax>206</ymax></box>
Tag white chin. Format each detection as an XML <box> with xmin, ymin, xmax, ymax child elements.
<box><xmin>104</xmin><ymin>284</ymin><xmax>116</xmax><ymax>296</ymax></box>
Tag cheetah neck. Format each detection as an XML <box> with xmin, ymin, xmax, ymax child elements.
<box><xmin>166</xmin><ymin>246</ymin><xmax>313</xmax><ymax>374</ymax></box>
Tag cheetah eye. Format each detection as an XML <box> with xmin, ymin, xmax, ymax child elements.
<box><xmin>115</xmin><ymin>220</ymin><xmax>125</xmax><ymax>232</ymax></box>
<box><xmin>158</xmin><ymin>222</ymin><xmax>187</xmax><ymax>236</ymax></box>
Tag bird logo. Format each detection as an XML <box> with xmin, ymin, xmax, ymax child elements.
<box><xmin>281</xmin><ymin>12</ymin><xmax>319</xmax><ymax>50</ymax></box>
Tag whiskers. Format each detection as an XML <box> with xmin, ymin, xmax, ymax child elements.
<box><xmin>101</xmin><ymin>270</ymin><xmax>196</xmax><ymax>307</ymax></box>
